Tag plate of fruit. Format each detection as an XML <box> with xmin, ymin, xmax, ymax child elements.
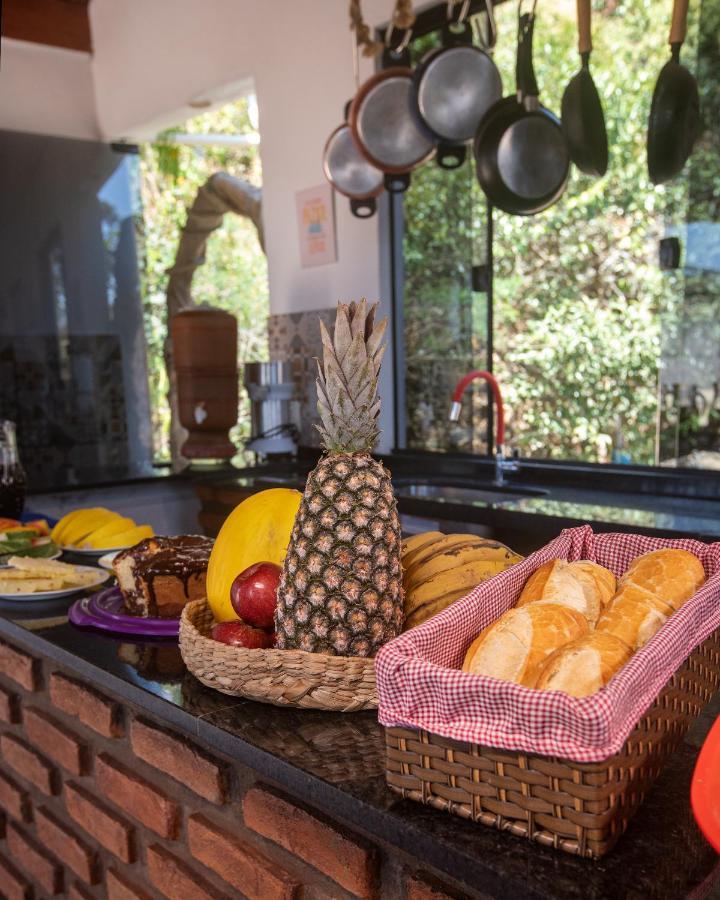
<box><xmin>51</xmin><ymin>508</ymin><xmax>154</xmax><ymax>555</ymax></box>
<box><xmin>0</xmin><ymin>518</ymin><xmax>60</xmax><ymax>567</ymax></box>
<box><xmin>0</xmin><ymin>556</ymin><xmax>109</xmax><ymax>600</ymax></box>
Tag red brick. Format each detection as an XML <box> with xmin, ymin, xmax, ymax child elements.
<box><xmin>95</xmin><ymin>753</ymin><xmax>180</xmax><ymax>839</ymax></box>
<box><xmin>0</xmin><ymin>684</ymin><xmax>20</xmax><ymax>723</ymax></box>
<box><xmin>107</xmin><ymin>868</ymin><xmax>154</xmax><ymax>900</ymax></box>
<box><xmin>188</xmin><ymin>813</ymin><xmax>299</xmax><ymax>900</ymax></box>
<box><xmin>36</xmin><ymin>806</ymin><xmax>100</xmax><ymax>884</ymax></box>
<box><xmin>147</xmin><ymin>844</ymin><xmax>231</xmax><ymax>900</ymax></box>
<box><xmin>1</xmin><ymin>734</ymin><xmax>59</xmax><ymax>795</ymax></box>
<box><xmin>68</xmin><ymin>881</ymin><xmax>96</xmax><ymax>900</ymax></box>
<box><xmin>243</xmin><ymin>785</ymin><xmax>377</xmax><ymax>897</ymax></box>
<box><xmin>0</xmin><ymin>851</ymin><xmax>31</xmax><ymax>900</ymax></box>
<box><xmin>0</xmin><ymin>768</ymin><xmax>32</xmax><ymax>822</ymax></box>
<box><xmin>0</xmin><ymin>641</ymin><xmax>39</xmax><ymax>691</ymax></box>
<box><xmin>24</xmin><ymin>707</ymin><xmax>89</xmax><ymax>775</ymax></box>
<box><xmin>49</xmin><ymin>672</ymin><xmax>123</xmax><ymax>738</ymax></box>
<box><xmin>130</xmin><ymin>718</ymin><xmax>227</xmax><ymax>803</ymax></box>
<box><xmin>66</xmin><ymin>781</ymin><xmax>136</xmax><ymax>863</ymax></box>
<box><xmin>6</xmin><ymin>821</ymin><xmax>63</xmax><ymax>895</ymax></box>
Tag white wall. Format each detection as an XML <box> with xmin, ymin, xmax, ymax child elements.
<box><xmin>0</xmin><ymin>39</ymin><xmax>98</xmax><ymax>140</ymax></box>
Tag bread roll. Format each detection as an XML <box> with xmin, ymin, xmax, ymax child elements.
<box><xmin>620</xmin><ymin>549</ymin><xmax>705</xmax><ymax>611</ymax></box>
<box><xmin>462</xmin><ymin>603</ymin><xmax>589</xmax><ymax>687</ymax></box>
<box><xmin>516</xmin><ymin>558</ymin><xmax>613</xmax><ymax>626</ymax></box>
<box><xmin>535</xmin><ymin>632</ymin><xmax>632</xmax><ymax>697</ymax></box>
<box><xmin>595</xmin><ymin>583</ymin><xmax>674</xmax><ymax>650</ymax></box>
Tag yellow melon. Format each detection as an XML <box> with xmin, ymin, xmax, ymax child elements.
<box><xmin>206</xmin><ymin>488</ymin><xmax>302</xmax><ymax>623</ymax></box>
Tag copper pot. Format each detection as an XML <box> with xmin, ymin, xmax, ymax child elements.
<box><xmin>170</xmin><ymin>307</ymin><xmax>238</xmax><ymax>459</ymax></box>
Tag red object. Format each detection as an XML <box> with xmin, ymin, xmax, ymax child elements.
<box><xmin>376</xmin><ymin>526</ymin><xmax>720</xmax><ymax>762</ymax></box>
<box><xmin>211</xmin><ymin>622</ymin><xmax>274</xmax><ymax>649</ymax></box>
<box><xmin>692</xmin><ymin>714</ymin><xmax>720</xmax><ymax>852</ymax></box>
<box><xmin>451</xmin><ymin>370</ymin><xmax>505</xmax><ymax>447</ymax></box>
<box><xmin>230</xmin><ymin>562</ymin><xmax>281</xmax><ymax>630</ymax></box>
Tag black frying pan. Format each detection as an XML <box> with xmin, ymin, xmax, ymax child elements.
<box><xmin>647</xmin><ymin>0</ymin><xmax>700</xmax><ymax>185</ymax></box>
<box><xmin>561</xmin><ymin>0</ymin><xmax>608</xmax><ymax>177</ymax></box>
<box><xmin>412</xmin><ymin>0</ymin><xmax>502</xmax><ymax>170</ymax></box>
<box><xmin>474</xmin><ymin>11</ymin><xmax>569</xmax><ymax>216</ymax></box>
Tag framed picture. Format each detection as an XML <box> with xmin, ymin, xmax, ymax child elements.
<box><xmin>296</xmin><ymin>184</ymin><xmax>337</xmax><ymax>268</ymax></box>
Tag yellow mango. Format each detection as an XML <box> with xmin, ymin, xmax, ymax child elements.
<box><xmin>92</xmin><ymin>524</ymin><xmax>154</xmax><ymax>550</ymax></box>
<box><xmin>206</xmin><ymin>488</ymin><xmax>302</xmax><ymax>623</ymax></box>
<box><xmin>82</xmin><ymin>516</ymin><xmax>136</xmax><ymax>548</ymax></box>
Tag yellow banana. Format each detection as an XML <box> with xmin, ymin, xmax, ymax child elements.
<box><xmin>404</xmin><ymin>559</ymin><xmax>509</xmax><ymax>616</ymax></box>
<box><xmin>404</xmin><ymin>588</ymin><xmax>471</xmax><ymax>630</ymax></box>
<box><xmin>403</xmin><ymin>533</ymin><xmax>488</xmax><ymax>574</ymax></box>
<box><xmin>404</xmin><ymin>543</ymin><xmax>522</xmax><ymax>594</ymax></box>
<box><xmin>401</xmin><ymin>532</ymin><xmax>446</xmax><ymax>569</ymax></box>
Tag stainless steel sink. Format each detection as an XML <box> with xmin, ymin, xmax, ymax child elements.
<box><xmin>393</xmin><ymin>481</ymin><xmax>547</xmax><ymax>505</ymax></box>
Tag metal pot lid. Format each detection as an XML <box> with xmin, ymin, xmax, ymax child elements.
<box><xmin>417</xmin><ymin>46</ymin><xmax>502</xmax><ymax>143</ymax></box>
<box><xmin>324</xmin><ymin>125</ymin><xmax>384</xmax><ymax>198</ymax></box>
<box><xmin>356</xmin><ymin>75</ymin><xmax>435</xmax><ymax>170</ymax></box>
<box><xmin>497</xmin><ymin>116</ymin><xmax>569</xmax><ymax>200</ymax></box>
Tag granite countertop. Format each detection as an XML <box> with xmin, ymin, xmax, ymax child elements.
<box><xmin>1</xmin><ymin>592</ymin><xmax>718</xmax><ymax>900</ymax></box>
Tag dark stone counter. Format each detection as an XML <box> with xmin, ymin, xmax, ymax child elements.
<box><xmin>0</xmin><ymin>593</ymin><xmax>718</xmax><ymax>900</ymax></box>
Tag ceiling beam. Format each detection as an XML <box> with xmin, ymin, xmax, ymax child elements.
<box><xmin>2</xmin><ymin>0</ymin><xmax>92</xmax><ymax>53</ymax></box>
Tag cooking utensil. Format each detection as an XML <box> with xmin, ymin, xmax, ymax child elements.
<box><xmin>350</xmin><ymin>28</ymin><xmax>436</xmax><ymax>193</ymax></box>
<box><xmin>647</xmin><ymin>0</ymin><xmax>700</xmax><ymax>185</ymax></box>
<box><xmin>323</xmin><ymin>118</ymin><xmax>385</xmax><ymax>217</ymax></box>
<box><xmin>413</xmin><ymin>0</ymin><xmax>502</xmax><ymax>169</ymax></box>
<box><xmin>561</xmin><ymin>0</ymin><xmax>608</xmax><ymax>176</ymax></box>
<box><xmin>691</xmin><ymin>714</ymin><xmax>720</xmax><ymax>852</ymax></box>
<box><xmin>474</xmin><ymin>9</ymin><xmax>570</xmax><ymax>215</ymax></box>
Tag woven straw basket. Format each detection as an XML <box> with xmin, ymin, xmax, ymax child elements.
<box><xmin>179</xmin><ymin>598</ymin><xmax>378</xmax><ymax>712</ymax></box>
<box><xmin>386</xmin><ymin>627</ymin><xmax>720</xmax><ymax>858</ymax></box>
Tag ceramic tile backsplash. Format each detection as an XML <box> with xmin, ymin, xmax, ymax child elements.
<box><xmin>268</xmin><ymin>308</ymin><xmax>336</xmax><ymax>446</ymax></box>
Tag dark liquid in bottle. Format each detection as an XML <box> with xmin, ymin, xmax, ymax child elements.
<box><xmin>0</xmin><ymin>465</ymin><xmax>26</xmax><ymax>519</ymax></box>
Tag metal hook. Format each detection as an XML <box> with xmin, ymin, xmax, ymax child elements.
<box><xmin>384</xmin><ymin>22</ymin><xmax>413</xmax><ymax>54</ymax></box>
<box><xmin>446</xmin><ymin>0</ymin><xmax>471</xmax><ymax>24</ymax></box>
<box><xmin>484</xmin><ymin>0</ymin><xmax>498</xmax><ymax>49</ymax></box>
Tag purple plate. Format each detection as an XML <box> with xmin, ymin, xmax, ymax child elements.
<box><xmin>69</xmin><ymin>587</ymin><xmax>180</xmax><ymax>637</ymax></box>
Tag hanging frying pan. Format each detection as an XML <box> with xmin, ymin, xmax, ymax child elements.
<box><xmin>647</xmin><ymin>0</ymin><xmax>700</xmax><ymax>185</ymax></box>
<box><xmin>412</xmin><ymin>0</ymin><xmax>502</xmax><ymax>169</ymax></box>
<box><xmin>474</xmin><ymin>9</ymin><xmax>570</xmax><ymax>215</ymax></box>
<box><xmin>349</xmin><ymin>28</ymin><xmax>436</xmax><ymax>193</ymax></box>
<box><xmin>561</xmin><ymin>0</ymin><xmax>608</xmax><ymax>177</ymax></box>
<box><xmin>323</xmin><ymin>102</ymin><xmax>385</xmax><ymax>218</ymax></box>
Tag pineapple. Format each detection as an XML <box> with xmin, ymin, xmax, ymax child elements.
<box><xmin>275</xmin><ymin>299</ymin><xmax>404</xmax><ymax>656</ymax></box>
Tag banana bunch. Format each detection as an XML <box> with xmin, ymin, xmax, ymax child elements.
<box><xmin>402</xmin><ymin>532</ymin><xmax>523</xmax><ymax>630</ymax></box>
<box><xmin>51</xmin><ymin>508</ymin><xmax>154</xmax><ymax>550</ymax></box>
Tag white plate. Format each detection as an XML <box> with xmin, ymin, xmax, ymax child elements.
<box><xmin>98</xmin><ymin>552</ymin><xmax>119</xmax><ymax>571</ymax></box>
<box><xmin>0</xmin><ymin>549</ymin><xmax>62</xmax><ymax>568</ymax></box>
<box><xmin>0</xmin><ymin>566</ymin><xmax>110</xmax><ymax>601</ymax></box>
<box><xmin>61</xmin><ymin>544</ymin><xmax>131</xmax><ymax>557</ymax></box>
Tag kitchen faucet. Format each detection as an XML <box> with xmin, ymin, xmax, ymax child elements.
<box><xmin>449</xmin><ymin>370</ymin><xmax>519</xmax><ymax>486</ymax></box>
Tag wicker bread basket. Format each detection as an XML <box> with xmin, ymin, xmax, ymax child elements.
<box><xmin>179</xmin><ymin>598</ymin><xmax>377</xmax><ymax>711</ymax></box>
<box><xmin>378</xmin><ymin>527</ymin><xmax>720</xmax><ymax>858</ymax></box>
<box><xmin>386</xmin><ymin>628</ymin><xmax>720</xmax><ymax>858</ymax></box>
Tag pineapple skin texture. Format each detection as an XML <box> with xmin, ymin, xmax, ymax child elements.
<box><xmin>275</xmin><ymin>452</ymin><xmax>404</xmax><ymax>656</ymax></box>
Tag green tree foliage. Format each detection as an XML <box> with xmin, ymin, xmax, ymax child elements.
<box><xmin>403</xmin><ymin>0</ymin><xmax>694</xmax><ymax>464</ymax></box>
<box><xmin>137</xmin><ymin>98</ymin><xmax>268</xmax><ymax>460</ymax></box>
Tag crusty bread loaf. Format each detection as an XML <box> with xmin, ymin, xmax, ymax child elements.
<box><xmin>515</xmin><ymin>558</ymin><xmax>614</xmax><ymax>626</ymax></box>
<box><xmin>534</xmin><ymin>632</ymin><xmax>633</xmax><ymax>697</ymax></box>
<box><xmin>462</xmin><ymin>603</ymin><xmax>589</xmax><ymax>687</ymax></box>
<box><xmin>620</xmin><ymin>549</ymin><xmax>705</xmax><ymax>611</ymax></box>
<box><xmin>595</xmin><ymin>583</ymin><xmax>675</xmax><ymax>650</ymax></box>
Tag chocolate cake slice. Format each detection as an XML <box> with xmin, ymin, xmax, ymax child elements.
<box><xmin>113</xmin><ymin>535</ymin><xmax>213</xmax><ymax>618</ymax></box>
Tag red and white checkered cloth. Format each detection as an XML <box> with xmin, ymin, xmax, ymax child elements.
<box><xmin>376</xmin><ymin>526</ymin><xmax>720</xmax><ymax>762</ymax></box>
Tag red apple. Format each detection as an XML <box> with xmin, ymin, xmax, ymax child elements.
<box><xmin>211</xmin><ymin>621</ymin><xmax>273</xmax><ymax>649</ymax></box>
<box><xmin>230</xmin><ymin>561</ymin><xmax>282</xmax><ymax>629</ymax></box>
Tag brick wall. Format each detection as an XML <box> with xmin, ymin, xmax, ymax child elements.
<box><xmin>0</xmin><ymin>637</ymin><xmax>469</xmax><ymax>900</ymax></box>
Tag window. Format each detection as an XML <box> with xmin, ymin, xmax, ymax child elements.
<box><xmin>392</xmin><ymin>0</ymin><xmax>719</xmax><ymax>469</ymax></box>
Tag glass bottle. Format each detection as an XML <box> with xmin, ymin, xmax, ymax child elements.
<box><xmin>0</xmin><ymin>421</ymin><xmax>27</xmax><ymax>519</ymax></box>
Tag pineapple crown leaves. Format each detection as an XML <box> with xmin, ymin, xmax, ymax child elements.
<box><xmin>315</xmin><ymin>299</ymin><xmax>387</xmax><ymax>453</ymax></box>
